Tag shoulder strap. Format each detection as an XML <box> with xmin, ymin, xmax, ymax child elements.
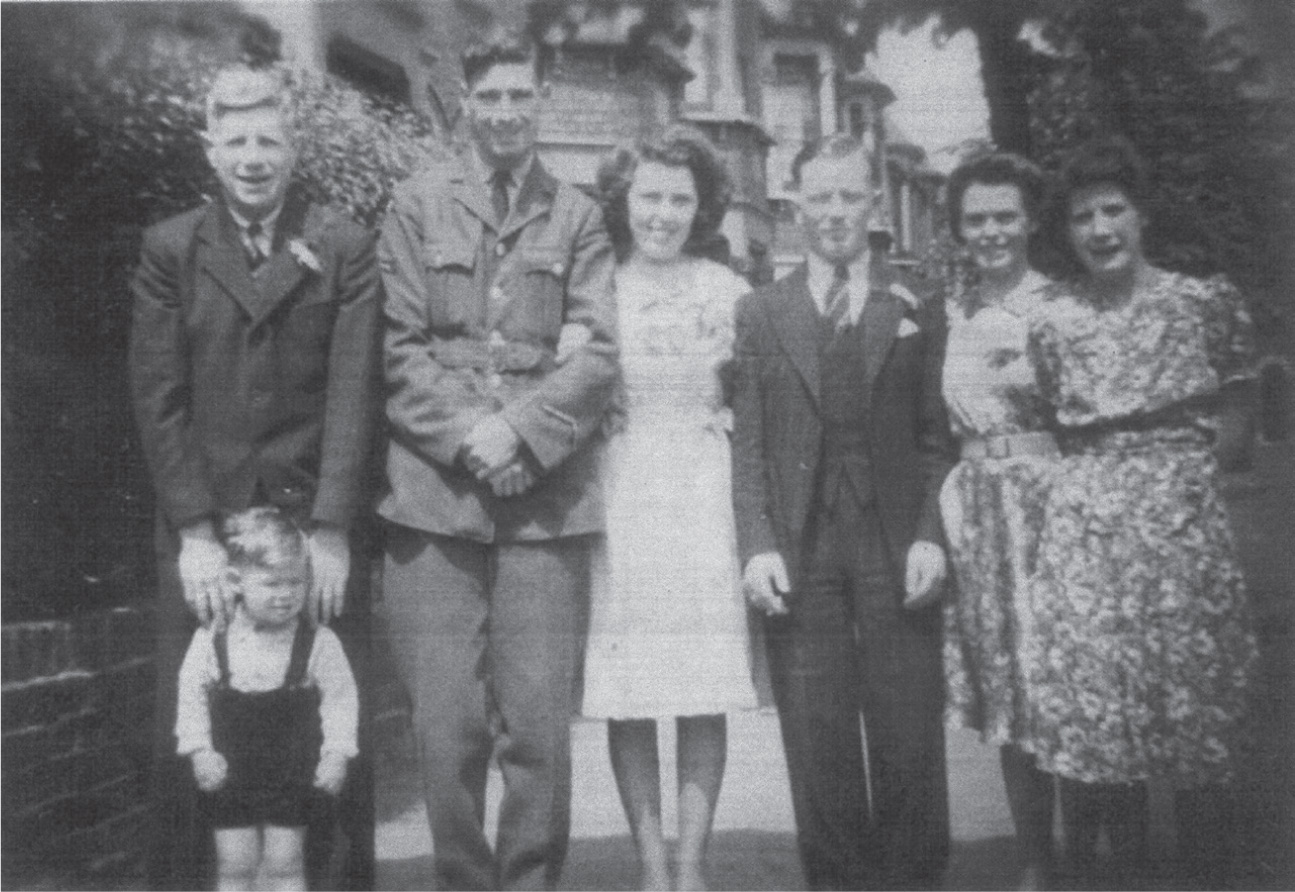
<box><xmin>284</xmin><ymin>621</ymin><xmax>316</xmax><ymax>688</ymax></box>
<box><xmin>213</xmin><ymin>629</ymin><xmax>231</xmax><ymax>686</ymax></box>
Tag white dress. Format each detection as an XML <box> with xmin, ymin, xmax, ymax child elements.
<box><xmin>581</xmin><ymin>258</ymin><xmax>760</xmax><ymax>719</ymax></box>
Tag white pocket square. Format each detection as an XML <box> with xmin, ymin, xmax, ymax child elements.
<box><xmin>897</xmin><ymin>318</ymin><xmax>921</xmax><ymax>338</ymax></box>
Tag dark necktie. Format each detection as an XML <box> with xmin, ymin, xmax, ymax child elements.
<box><xmin>491</xmin><ymin>169</ymin><xmax>511</xmax><ymax>228</ymax></box>
<box><xmin>825</xmin><ymin>264</ymin><xmax>851</xmax><ymax>331</ymax></box>
<box><xmin>245</xmin><ymin>220</ymin><xmax>267</xmax><ymax>270</ymax></box>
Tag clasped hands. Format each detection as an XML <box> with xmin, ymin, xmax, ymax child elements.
<box><xmin>460</xmin><ymin>414</ymin><xmax>535</xmax><ymax>498</ymax></box>
<box><xmin>742</xmin><ymin>541</ymin><xmax>948</xmax><ymax>616</ymax></box>
<box><xmin>457</xmin><ymin>322</ymin><xmax>586</xmax><ymax>497</ymax></box>
<box><xmin>191</xmin><ymin>748</ymin><xmax>349</xmax><ymax>795</ymax></box>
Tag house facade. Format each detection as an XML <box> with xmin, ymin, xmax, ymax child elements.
<box><xmin>251</xmin><ymin>0</ymin><xmax>944</xmax><ymax>277</ymax></box>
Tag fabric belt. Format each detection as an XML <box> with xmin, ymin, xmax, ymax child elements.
<box><xmin>428</xmin><ymin>335</ymin><xmax>553</xmax><ymax>374</ymax></box>
<box><xmin>960</xmin><ymin>431</ymin><xmax>1059</xmax><ymax>461</ymax></box>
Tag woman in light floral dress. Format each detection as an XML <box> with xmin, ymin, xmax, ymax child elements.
<box><xmin>938</xmin><ymin>152</ymin><xmax>1060</xmax><ymax>890</ymax></box>
<box><xmin>1027</xmin><ymin>137</ymin><xmax>1257</xmax><ymax>889</ymax></box>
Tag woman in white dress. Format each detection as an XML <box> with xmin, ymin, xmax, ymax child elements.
<box><xmin>579</xmin><ymin>125</ymin><xmax>758</xmax><ymax>891</ymax></box>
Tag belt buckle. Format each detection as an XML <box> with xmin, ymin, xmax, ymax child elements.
<box><xmin>987</xmin><ymin>437</ymin><xmax>1011</xmax><ymax>459</ymax></box>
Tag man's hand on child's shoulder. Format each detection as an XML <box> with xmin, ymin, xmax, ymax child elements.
<box><xmin>191</xmin><ymin>748</ymin><xmax>228</xmax><ymax>792</ymax></box>
<box><xmin>314</xmin><ymin>750</ymin><xmax>350</xmax><ymax>795</ymax></box>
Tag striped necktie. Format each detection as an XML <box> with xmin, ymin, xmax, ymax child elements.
<box><xmin>825</xmin><ymin>264</ymin><xmax>851</xmax><ymax>331</ymax></box>
<box><xmin>245</xmin><ymin>220</ymin><xmax>268</xmax><ymax>270</ymax></box>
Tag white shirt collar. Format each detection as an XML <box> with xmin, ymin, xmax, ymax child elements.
<box><xmin>806</xmin><ymin>251</ymin><xmax>871</xmax><ymax>325</ymax></box>
<box><xmin>227</xmin><ymin>203</ymin><xmax>283</xmax><ymax>245</ymax></box>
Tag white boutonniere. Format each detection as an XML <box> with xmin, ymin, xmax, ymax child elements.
<box><xmin>288</xmin><ymin>239</ymin><xmax>323</xmax><ymax>274</ymax></box>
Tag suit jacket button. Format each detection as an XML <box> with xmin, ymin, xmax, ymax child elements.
<box><xmin>495</xmin><ymin>242</ymin><xmax>507</xmax><ymax>257</ymax></box>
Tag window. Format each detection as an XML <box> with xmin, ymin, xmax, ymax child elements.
<box><xmin>326</xmin><ymin>36</ymin><xmax>410</xmax><ymax>105</ymax></box>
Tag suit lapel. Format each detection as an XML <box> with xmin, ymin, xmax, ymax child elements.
<box><xmin>499</xmin><ymin>160</ymin><xmax>556</xmax><ymax>241</ymax></box>
<box><xmin>247</xmin><ymin>196</ymin><xmax>314</xmax><ymax>325</ymax></box>
<box><xmin>195</xmin><ymin>203</ymin><xmax>261</xmax><ymax>319</ymax></box>
<box><xmin>861</xmin><ymin>261</ymin><xmax>906</xmax><ymax>397</ymax></box>
<box><xmin>766</xmin><ymin>267</ymin><xmax>822</xmax><ymax>408</ymax></box>
<box><xmin>195</xmin><ymin>195</ymin><xmax>319</xmax><ymax>325</ymax></box>
<box><xmin>449</xmin><ymin>156</ymin><xmax>498</xmax><ymax>231</ymax></box>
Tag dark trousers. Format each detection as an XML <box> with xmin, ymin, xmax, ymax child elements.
<box><xmin>146</xmin><ymin>517</ymin><xmax>374</xmax><ymax>891</ymax></box>
<box><xmin>381</xmin><ymin>525</ymin><xmax>591</xmax><ymax>891</ymax></box>
<box><xmin>765</xmin><ymin>494</ymin><xmax>949</xmax><ymax>891</ymax></box>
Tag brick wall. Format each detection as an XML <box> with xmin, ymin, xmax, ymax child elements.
<box><xmin>2</xmin><ymin>607</ymin><xmax>154</xmax><ymax>889</ymax></box>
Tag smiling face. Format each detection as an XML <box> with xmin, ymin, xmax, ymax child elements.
<box><xmin>796</xmin><ymin>152</ymin><xmax>873</xmax><ymax>265</ymax></box>
<box><xmin>959</xmin><ymin>181</ymin><xmax>1033</xmax><ymax>279</ymax></box>
<box><xmin>463</xmin><ymin>60</ymin><xmax>542</xmax><ymax>170</ymax></box>
<box><xmin>236</xmin><ymin>562</ymin><xmax>307</xmax><ymax>629</ymax></box>
<box><xmin>627</xmin><ymin>161</ymin><xmax>699</xmax><ymax>263</ymax></box>
<box><xmin>1067</xmin><ymin>182</ymin><xmax>1147</xmax><ymax>283</ymax></box>
<box><xmin>204</xmin><ymin>105</ymin><xmax>296</xmax><ymax>221</ymax></box>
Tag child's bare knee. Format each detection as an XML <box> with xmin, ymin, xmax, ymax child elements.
<box><xmin>259</xmin><ymin>825</ymin><xmax>306</xmax><ymax>887</ymax></box>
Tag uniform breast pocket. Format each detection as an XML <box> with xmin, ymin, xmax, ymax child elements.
<box><xmin>423</xmin><ymin>241</ymin><xmax>479</xmax><ymax>323</ymax></box>
<box><xmin>508</xmin><ymin>247</ymin><xmax>568</xmax><ymax>333</ymax></box>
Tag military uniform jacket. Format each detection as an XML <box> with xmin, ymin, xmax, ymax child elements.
<box><xmin>377</xmin><ymin>154</ymin><xmax>618</xmax><ymax>542</ymax></box>
<box><xmin>129</xmin><ymin>193</ymin><xmax>383</xmax><ymax>531</ymax></box>
<box><xmin>731</xmin><ymin>261</ymin><xmax>955</xmax><ymax>587</ymax></box>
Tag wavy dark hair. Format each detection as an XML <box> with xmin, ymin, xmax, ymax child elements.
<box><xmin>946</xmin><ymin>150</ymin><xmax>1045</xmax><ymax>244</ymax></box>
<box><xmin>594</xmin><ymin>124</ymin><xmax>732</xmax><ymax>261</ymax></box>
<box><xmin>1046</xmin><ymin>135</ymin><xmax>1156</xmax><ymax>276</ymax></box>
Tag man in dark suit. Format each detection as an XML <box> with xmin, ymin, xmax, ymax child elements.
<box><xmin>731</xmin><ymin>133</ymin><xmax>955</xmax><ymax>890</ymax></box>
<box><xmin>377</xmin><ymin>34</ymin><xmax>617</xmax><ymax>891</ymax></box>
<box><xmin>129</xmin><ymin>66</ymin><xmax>381</xmax><ymax>890</ymax></box>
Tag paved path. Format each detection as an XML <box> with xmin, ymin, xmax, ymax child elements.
<box><xmin>375</xmin><ymin>711</ymin><xmax>1023</xmax><ymax>890</ymax></box>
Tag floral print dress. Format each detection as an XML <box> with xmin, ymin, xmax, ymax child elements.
<box><xmin>1025</xmin><ymin>270</ymin><xmax>1257</xmax><ymax>785</ymax></box>
<box><xmin>940</xmin><ymin>271</ymin><xmax>1058</xmax><ymax>746</ymax></box>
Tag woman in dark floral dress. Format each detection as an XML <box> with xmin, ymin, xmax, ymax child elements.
<box><xmin>939</xmin><ymin>152</ymin><xmax>1060</xmax><ymax>890</ymax></box>
<box><xmin>1027</xmin><ymin>137</ymin><xmax>1257</xmax><ymax>889</ymax></box>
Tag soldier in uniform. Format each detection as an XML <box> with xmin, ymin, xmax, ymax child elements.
<box><xmin>129</xmin><ymin>66</ymin><xmax>381</xmax><ymax>890</ymax></box>
<box><xmin>376</xmin><ymin>34</ymin><xmax>618</xmax><ymax>891</ymax></box>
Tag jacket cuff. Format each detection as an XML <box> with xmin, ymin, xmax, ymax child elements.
<box><xmin>499</xmin><ymin>400</ymin><xmax>580</xmax><ymax>471</ymax></box>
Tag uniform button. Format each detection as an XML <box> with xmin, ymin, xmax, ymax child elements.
<box><xmin>487</xmin><ymin>373</ymin><xmax>503</xmax><ymax>389</ymax></box>
<box><xmin>495</xmin><ymin>242</ymin><xmax>507</xmax><ymax>257</ymax></box>
<box><xmin>251</xmin><ymin>390</ymin><xmax>271</xmax><ymax>407</ymax></box>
